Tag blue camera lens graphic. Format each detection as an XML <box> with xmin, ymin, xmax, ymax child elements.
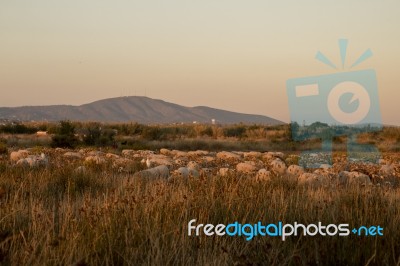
<box><xmin>286</xmin><ymin>69</ymin><xmax>382</xmax><ymax>168</ymax></box>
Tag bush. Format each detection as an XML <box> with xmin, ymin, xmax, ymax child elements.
<box><xmin>223</xmin><ymin>125</ymin><xmax>247</xmax><ymax>138</ymax></box>
<box><xmin>0</xmin><ymin>143</ymin><xmax>7</xmax><ymax>155</ymax></box>
<box><xmin>141</xmin><ymin>126</ymin><xmax>164</xmax><ymax>141</ymax></box>
<box><xmin>82</xmin><ymin>123</ymin><xmax>116</xmax><ymax>147</ymax></box>
<box><xmin>200</xmin><ymin>126</ymin><xmax>213</xmax><ymax>137</ymax></box>
<box><xmin>0</xmin><ymin>138</ymin><xmax>7</xmax><ymax>154</ymax></box>
<box><xmin>0</xmin><ymin>124</ymin><xmax>37</xmax><ymax>134</ymax></box>
<box><xmin>51</xmin><ymin>121</ymin><xmax>79</xmax><ymax>148</ymax></box>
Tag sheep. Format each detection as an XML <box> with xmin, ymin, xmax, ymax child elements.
<box><xmin>287</xmin><ymin>165</ymin><xmax>304</xmax><ymax>177</ymax></box>
<box><xmin>146</xmin><ymin>157</ymin><xmax>152</xmax><ymax>168</ymax></box>
<box><xmin>16</xmin><ymin>153</ymin><xmax>48</xmax><ymax>168</ymax></box>
<box><xmin>134</xmin><ymin>165</ymin><xmax>170</xmax><ymax>180</ymax></box>
<box><xmin>236</xmin><ymin>162</ymin><xmax>257</xmax><ymax>174</ymax></box>
<box><xmin>298</xmin><ymin>173</ymin><xmax>330</xmax><ymax>188</ymax></box>
<box><xmin>106</xmin><ymin>153</ymin><xmax>120</xmax><ymax>159</ymax></box>
<box><xmin>218</xmin><ymin>168</ymin><xmax>234</xmax><ymax>177</ymax></box>
<box><xmin>122</xmin><ymin>149</ymin><xmax>135</xmax><ymax>157</ymax></box>
<box><xmin>36</xmin><ymin>131</ymin><xmax>48</xmax><ymax>137</ymax></box>
<box><xmin>63</xmin><ymin>152</ymin><xmax>82</xmax><ymax>159</ymax></box>
<box><xmin>145</xmin><ymin>156</ymin><xmax>173</xmax><ymax>168</ymax></box>
<box><xmin>216</xmin><ymin>151</ymin><xmax>241</xmax><ymax>161</ymax></box>
<box><xmin>85</xmin><ymin>155</ymin><xmax>105</xmax><ymax>165</ymax></box>
<box><xmin>74</xmin><ymin>166</ymin><xmax>87</xmax><ymax>174</ymax></box>
<box><xmin>187</xmin><ymin>161</ymin><xmax>200</xmax><ymax>171</ymax></box>
<box><xmin>338</xmin><ymin>171</ymin><xmax>371</xmax><ymax>186</ymax></box>
<box><xmin>270</xmin><ymin>159</ymin><xmax>287</xmax><ymax>175</ymax></box>
<box><xmin>172</xmin><ymin>167</ymin><xmax>193</xmax><ymax>179</ymax></box>
<box><xmin>255</xmin><ymin>169</ymin><xmax>272</xmax><ymax>181</ymax></box>
<box><xmin>10</xmin><ymin>150</ymin><xmax>29</xmax><ymax>162</ymax></box>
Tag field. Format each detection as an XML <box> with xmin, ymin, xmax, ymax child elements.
<box><xmin>0</xmin><ymin>122</ymin><xmax>400</xmax><ymax>265</ymax></box>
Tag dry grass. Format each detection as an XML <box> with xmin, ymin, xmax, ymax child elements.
<box><xmin>1</xmin><ymin>161</ymin><xmax>400</xmax><ymax>265</ymax></box>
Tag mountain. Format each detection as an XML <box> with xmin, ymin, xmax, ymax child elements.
<box><xmin>0</xmin><ymin>96</ymin><xmax>284</xmax><ymax>125</ymax></box>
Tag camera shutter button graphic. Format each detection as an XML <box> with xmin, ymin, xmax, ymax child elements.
<box><xmin>327</xmin><ymin>81</ymin><xmax>371</xmax><ymax>124</ymax></box>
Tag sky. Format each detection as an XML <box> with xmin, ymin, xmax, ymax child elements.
<box><xmin>1</xmin><ymin>0</ymin><xmax>399</xmax><ymax>125</ymax></box>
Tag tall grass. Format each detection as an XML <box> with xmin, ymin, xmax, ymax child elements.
<box><xmin>0</xmin><ymin>163</ymin><xmax>399</xmax><ymax>265</ymax></box>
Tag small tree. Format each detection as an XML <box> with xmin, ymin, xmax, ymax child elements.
<box><xmin>51</xmin><ymin>121</ymin><xmax>79</xmax><ymax>148</ymax></box>
<box><xmin>82</xmin><ymin>123</ymin><xmax>116</xmax><ymax>147</ymax></box>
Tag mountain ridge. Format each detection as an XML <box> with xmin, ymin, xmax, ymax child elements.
<box><xmin>0</xmin><ymin>96</ymin><xmax>284</xmax><ymax>125</ymax></box>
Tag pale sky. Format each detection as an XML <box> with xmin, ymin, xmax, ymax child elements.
<box><xmin>1</xmin><ymin>0</ymin><xmax>399</xmax><ymax>124</ymax></box>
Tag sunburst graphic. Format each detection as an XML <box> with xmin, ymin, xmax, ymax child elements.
<box><xmin>315</xmin><ymin>39</ymin><xmax>373</xmax><ymax>70</ymax></box>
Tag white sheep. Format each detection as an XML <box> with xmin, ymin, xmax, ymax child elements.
<box><xmin>134</xmin><ymin>165</ymin><xmax>170</xmax><ymax>179</ymax></box>
<box><xmin>16</xmin><ymin>153</ymin><xmax>48</xmax><ymax>168</ymax></box>
<box><xmin>255</xmin><ymin>169</ymin><xmax>272</xmax><ymax>181</ymax></box>
<box><xmin>36</xmin><ymin>131</ymin><xmax>48</xmax><ymax>137</ymax></box>
<box><xmin>174</xmin><ymin>167</ymin><xmax>190</xmax><ymax>179</ymax></box>
<box><xmin>10</xmin><ymin>150</ymin><xmax>29</xmax><ymax>162</ymax></box>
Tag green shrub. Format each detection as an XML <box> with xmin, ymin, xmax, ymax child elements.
<box><xmin>0</xmin><ymin>143</ymin><xmax>7</xmax><ymax>155</ymax></box>
<box><xmin>223</xmin><ymin>125</ymin><xmax>247</xmax><ymax>138</ymax></box>
<box><xmin>82</xmin><ymin>123</ymin><xmax>116</xmax><ymax>147</ymax></box>
<box><xmin>51</xmin><ymin>121</ymin><xmax>79</xmax><ymax>148</ymax></box>
<box><xmin>0</xmin><ymin>124</ymin><xmax>37</xmax><ymax>134</ymax></box>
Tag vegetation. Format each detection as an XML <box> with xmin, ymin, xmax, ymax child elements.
<box><xmin>0</xmin><ymin>161</ymin><xmax>399</xmax><ymax>265</ymax></box>
<box><xmin>0</xmin><ymin>138</ymin><xmax>7</xmax><ymax>155</ymax></box>
<box><xmin>0</xmin><ymin>121</ymin><xmax>400</xmax><ymax>265</ymax></box>
<box><xmin>51</xmin><ymin>121</ymin><xmax>79</xmax><ymax>148</ymax></box>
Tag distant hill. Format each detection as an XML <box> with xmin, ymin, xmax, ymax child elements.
<box><xmin>0</xmin><ymin>96</ymin><xmax>284</xmax><ymax>125</ymax></box>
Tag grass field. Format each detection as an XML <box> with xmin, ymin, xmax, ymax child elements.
<box><xmin>0</xmin><ymin>123</ymin><xmax>400</xmax><ymax>265</ymax></box>
<box><xmin>1</xmin><ymin>161</ymin><xmax>399</xmax><ymax>265</ymax></box>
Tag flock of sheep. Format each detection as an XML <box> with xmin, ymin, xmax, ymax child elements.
<box><xmin>7</xmin><ymin>148</ymin><xmax>400</xmax><ymax>187</ymax></box>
